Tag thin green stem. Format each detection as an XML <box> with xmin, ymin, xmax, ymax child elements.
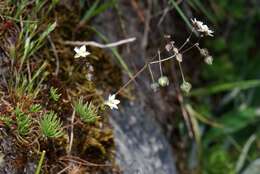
<box><xmin>35</xmin><ymin>150</ymin><xmax>46</xmax><ymax>174</ymax></box>
<box><xmin>158</xmin><ymin>50</ymin><xmax>163</xmax><ymax>77</ymax></box>
<box><xmin>148</xmin><ymin>64</ymin><xmax>155</xmax><ymax>84</ymax></box>
<box><xmin>179</xmin><ymin>28</ymin><xmax>194</xmax><ymax>51</ymax></box>
<box><xmin>178</xmin><ymin>62</ymin><xmax>185</xmax><ymax>82</ymax></box>
<box><xmin>115</xmin><ymin>63</ymin><xmax>148</xmax><ymax>95</ymax></box>
<box><xmin>150</xmin><ymin>53</ymin><xmax>177</xmax><ymax>64</ymax></box>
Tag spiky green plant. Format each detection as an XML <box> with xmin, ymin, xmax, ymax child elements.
<box><xmin>40</xmin><ymin>111</ymin><xmax>64</xmax><ymax>138</ymax></box>
<box><xmin>29</xmin><ymin>104</ymin><xmax>42</xmax><ymax>113</ymax></box>
<box><xmin>49</xmin><ymin>87</ymin><xmax>61</xmax><ymax>102</ymax></box>
<box><xmin>74</xmin><ymin>98</ymin><xmax>98</xmax><ymax>123</ymax></box>
<box><xmin>13</xmin><ymin>62</ymin><xmax>48</xmax><ymax>100</ymax></box>
<box><xmin>0</xmin><ymin>115</ymin><xmax>14</xmax><ymax>127</ymax></box>
<box><xmin>14</xmin><ymin>107</ymin><xmax>32</xmax><ymax>136</ymax></box>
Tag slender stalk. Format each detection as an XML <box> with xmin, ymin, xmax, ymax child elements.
<box><xmin>68</xmin><ymin>110</ymin><xmax>75</xmax><ymax>154</ymax></box>
<box><xmin>35</xmin><ymin>150</ymin><xmax>46</xmax><ymax>174</ymax></box>
<box><xmin>150</xmin><ymin>53</ymin><xmax>177</xmax><ymax>64</ymax></box>
<box><xmin>114</xmin><ymin>31</ymin><xmax>198</xmax><ymax>95</ymax></box>
<box><xmin>158</xmin><ymin>50</ymin><xmax>163</xmax><ymax>76</ymax></box>
<box><xmin>179</xmin><ymin>28</ymin><xmax>194</xmax><ymax>51</ymax></box>
<box><xmin>178</xmin><ymin>62</ymin><xmax>185</xmax><ymax>82</ymax></box>
<box><xmin>115</xmin><ymin>63</ymin><xmax>148</xmax><ymax>95</ymax></box>
<box><xmin>64</xmin><ymin>37</ymin><xmax>136</xmax><ymax>48</ymax></box>
<box><xmin>148</xmin><ymin>64</ymin><xmax>155</xmax><ymax>84</ymax></box>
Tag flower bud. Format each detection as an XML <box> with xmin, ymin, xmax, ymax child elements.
<box><xmin>204</xmin><ymin>56</ymin><xmax>213</xmax><ymax>65</ymax></box>
<box><xmin>158</xmin><ymin>76</ymin><xmax>169</xmax><ymax>87</ymax></box>
<box><xmin>180</xmin><ymin>81</ymin><xmax>192</xmax><ymax>93</ymax></box>
<box><xmin>176</xmin><ymin>53</ymin><xmax>183</xmax><ymax>62</ymax></box>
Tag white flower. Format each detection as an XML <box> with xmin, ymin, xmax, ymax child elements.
<box><xmin>74</xmin><ymin>45</ymin><xmax>90</xmax><ymax>58</ymax></box>
<box><xmin>104</xmin><ymin>94</ymin><xmax>120</xmax><ymax>110</ymax></box>
<box><xmin>191</xmin><ymin>18</ymin><xmax>214</xmax><ymax>37</ymax></box>
<box><xmin>158</xmin><ymin>76</ymin><xmax>169</xmax><ymax>87</ymax></box>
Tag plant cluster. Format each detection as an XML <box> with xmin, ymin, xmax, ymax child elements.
<box><xmin>8</xmin><ymin>105</ymin><xmax>65</xmax><ymax>139</ymax></box>
<box><xmin>49</xmin><ymin>87</ymin><xmax>61</xmax><ymax>102</ymax></box>
<box><xmin>14</xmin><ymin>107</ymin><xmax>32</xmax><ymax>136</ymax></box>
<box><xmin>0</xmin><ymin>1</ymin><xmax>114</xmax><ymax>173</ymax></box>
<box><xmin>40</xmin><ymin>111</ymin><xmax>64</xmax><ymax>138</ymax></box>
<box><xmin>74</xmin><ymin>97</ymin><xmax>98</xmax><ymax>123</ymax></box>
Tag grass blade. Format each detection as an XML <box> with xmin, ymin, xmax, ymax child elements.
<box><xmin>188</xmin><ymin>80</ymin><xmax>260</xmax><ymax>96</ymax></box>
<box><xmin>235</xmin><ymin>135</ymin><xmax>256</xmax><ymax>173</ymax></box>
<box><xmin>81</xmin><ymin>0</ymin><xmax>116</xmax><ymax>22</ymax></box>
<box><xmin>169</xmin><ymin>0</ymin><xmax>193</xmax><ymax>31</ymax></box>
<box><xmin>190</xmin><ymin>0</ymin><xmax>216</xmax><ymax>23</ymax></box>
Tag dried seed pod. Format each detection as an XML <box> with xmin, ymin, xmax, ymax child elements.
<box><xmin>199</xmin><ymin>48</ymin><xmax>209</xmax><ymax>57</ymax></box>
<box><xmin>165</xmin><ymin>43</ymin><xmax>173</xmax><ymax>52</ymax></box>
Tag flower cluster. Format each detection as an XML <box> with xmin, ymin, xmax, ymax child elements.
<box><xmin>70</xmin><ymin>17</ymin><xmax>214</xmax><ymax>111</ymax></box>
<box><xmin>195</xmin><ymin>44</ymin><xmax>214</xmax><ymax>65</ymax></box>
<box><xmin>191</xmin><ymin>18</ymin><xmax>214</xmax><ymax>37</ymax></box>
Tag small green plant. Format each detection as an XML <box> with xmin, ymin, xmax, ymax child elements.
<box><xmin>40</xmin><ymin>111</ymin><xmax>64</xmax><ymax>138</ymax></box>
<box><xmin>13</xmin><ymin>62</ymin><xmax>48</xmax><ymax>100</ymax></box>
<box><xmin>14</xmin><ymin>107</ymin><xmax>32</xmax><ymax>136</ymax></box>
<box><xmin>0</xmin><ymin>115</ymin><xmax>14</xmax><ymax>127</ymax></box>
<box><xmin>74</xmin><ymin>98</ymin><xmax>98</xmax><ymax>123</ymax></box>
<box><xmin>29</xmin><ymin>104</ymin><xmax>42</xmax><ymax>113</ymax></box>
<box><xmin>49</xmin><ymin>87</ymin><xmax>61</xmax><ymax>102</ymax></box>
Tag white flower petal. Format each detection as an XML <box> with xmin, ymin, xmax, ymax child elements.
<box><xmin>74</xmin><ymin>53</ymin><xmax>80</xmax><ymax>58</ymax></box>
<box><xmin>105</xmin><ymin>94</ymin><xmax>120</xmax><ymax>110</ymax></box>
<box><xmin>111</xmin><ymin>104</ymin><xmax>118</xmax><ymax>109</ymax></box>
<box><xmin>74</xmin><ymin>47</ymin><xmax>80</xmax><ymax>53</ymax></box>
<box><xmin>79</xmin><ymin>45</ymin><xmax>86</xmax><ymax>52</ymax></box>
<box><xmin>82</xmin><ymin>51</ymin><xmax>90</xmax><ymax>57</ymax></box>
<box><xmin>109</xmin><ymin>94</ymin><xmax>116</xmax><ymax>100</ymax></box>
<box><xmin>74</xmin><ymin>45</ymin><xmax>90</xmax><ymax>58</ymax></box>
<box><xmin>191</xmin><ymin>18</ymin><xmax>214</xmax><ymax>37</ymax></box>
<box><xmin>113</xmin><ymin>99</ymin><xmax>120</xmax><ymax>105</ymax></box>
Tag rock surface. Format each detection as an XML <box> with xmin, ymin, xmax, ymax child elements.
<box><xmin>110</xmin><ymin>101</ymin><xmax>177</xmax><ymax>174</ymax></box>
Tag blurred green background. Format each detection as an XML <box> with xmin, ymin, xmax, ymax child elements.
<box><xmin>178</xmin><ymin>1</ymin><xmax>260</xmax><ymax>174</ymax></box>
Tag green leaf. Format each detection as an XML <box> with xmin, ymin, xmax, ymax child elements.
<box><xmin>49</xmin><ymin>87</ymin><xmax>61</xmax><ymax>102</ymax></box>
<box><xmin>15</xmin><ymin>107</ymin><xmax>32</xmax><ymax>136</ymax></box>
<box><xmin>190</xmin><ymin>0</ymin><xmax>216</xmax><ymax>23</ymax></box>
<box><xmin>81</xmin><ymin>0</ymin><xmax>116</xmax><ymax>22</ymax></box>
<box><xmin>235</xmin><ymin>135</ymin><xmax>256</xmax><ymax>173</ymax></box>
<box><xmin>29</xmin><ymin>104</ymin><xmax>42</xmax><ymax>113</ymax></box>
<box><xmin>189</xmin><ymin>80</ymin><xmax>260</xmax><ymax>96</ymax></box>
<box><xmin>169</xmin><ymin>0</ymin><xmax>193</xmax><ymax>31</ymax></box>
<box><xmin>205</xmin><ymin>107</ymin><xmax>259</xmax><ymax>142</ymax></box>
